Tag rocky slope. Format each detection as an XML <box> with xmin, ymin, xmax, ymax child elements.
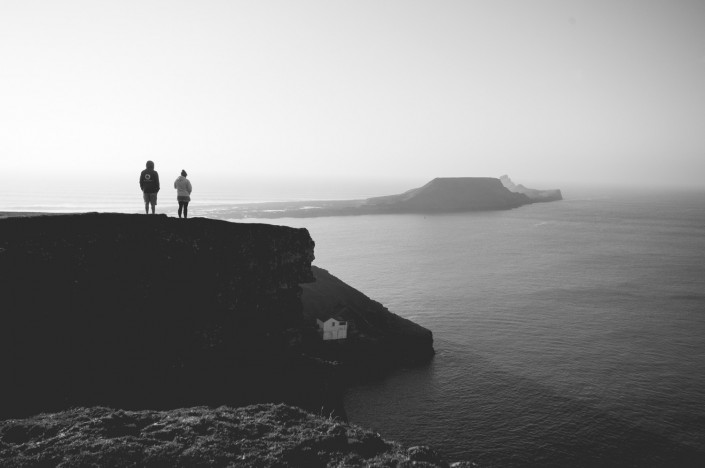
<box><xmin>0</xmin><ymin>404</ymin><xmax>474</xmax><ymax>467</ymax></box>
<box><xmin>0</xmin><ymin>213</ymin><xmax>433</xmax><ymax>421</ymax></box>
<box><xmin>303</xmin><ymin>267</ymin><xmax>434</xmax><ymax>377</ymax></box>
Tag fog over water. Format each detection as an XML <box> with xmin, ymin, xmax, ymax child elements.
<box><xmin>2</xmin><ymin>173</ymin><xmax>700</xmax><ymax>215</ymax></box>
<box><xmin>1</xmin><ymin>174</ymin><xmax>426</xmax><ymax>213</ymax></box>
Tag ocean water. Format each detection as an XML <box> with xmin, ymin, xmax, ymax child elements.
<box><xmin>3</xmin><ymin>185</ymin><xmax>705</xmax><ymax>466</ymax></box>
<box><xmin>234</xmin><ymin>189</ymin><xmax>705</xmax><ymax>467</ymax></box>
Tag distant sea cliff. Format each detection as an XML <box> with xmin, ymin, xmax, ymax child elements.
<box><xmin>208</xmin><ymin>175</ymin><xmax>562</xmax><ymax>219</ymax></box>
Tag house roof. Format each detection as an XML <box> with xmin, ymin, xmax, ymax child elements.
<box><xmin>317</xmin><ymin>316</ymin><xmax>348</xmax><ymax>324</ymax></box>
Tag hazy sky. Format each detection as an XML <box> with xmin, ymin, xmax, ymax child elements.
<box><xmin>2</xmin><ymin>0</ymin><xmax>704</xmax><ymax>190</ymax></box>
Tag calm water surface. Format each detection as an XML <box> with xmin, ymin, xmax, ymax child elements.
<box><xmin>240</xmin><ymin>190</ymin><xmax>705</xmax><ymax>467</ymax></box>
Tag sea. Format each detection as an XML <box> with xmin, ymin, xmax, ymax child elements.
<box><xmin>2</xmin><ymin>181</ymin><xmax>705</xmax><ymax>467</ymax></box>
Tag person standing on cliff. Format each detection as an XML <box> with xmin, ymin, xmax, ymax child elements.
<box><xmin>139</xmin><ymin>160</ymin><xmax>160</xmax><ymax>214</ymax></box>
<box><xmin>174</xmin><ymin>170</ymin><xmax>192</xmax><ymax>219</ymax></box>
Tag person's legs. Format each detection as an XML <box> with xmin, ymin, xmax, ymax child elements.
<box><xmin>183</xmin><ymin>202</ymin><xmax>188</xmax><ymax>219</ymax></box>
<box><xmin>144</xmin><ymin>202</ymin><xmax>149</xmax><ymax>214</ymax></box>
<box><xmin>150</xmin><ymin>193</ymin><xmax>157</xmax><ymax>214</ymax></box>
<box><xmin>178</xmin><ymin>201</ymin><xmax>184</xmax><ymax>218</ymax></box>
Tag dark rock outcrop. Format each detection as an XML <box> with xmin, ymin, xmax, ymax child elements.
<box><xmin>0</xmin><ymin>213</ymin><xmax>321</xmax><ymax>419</ymax></box>
<box><xmin>0</xmin><ymin>212</ymin><xmax>434</xmax><ymax>421</ymax></box>
<box><xmin>0</xmin><ymin>404</ymin><xmax>470</xmax><ymax>467</ymax></box>
<box><xmin>499</xmin><ymin>175</ymin><xmax>563</xmax><ymax>203</ymax></box>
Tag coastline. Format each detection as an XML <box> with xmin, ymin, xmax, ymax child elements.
<box><xmin>0</xmin><ymin>212</ymin><xmax>440</xmax><ymax>461</ymax></box>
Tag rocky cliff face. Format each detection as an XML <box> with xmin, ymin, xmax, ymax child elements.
<box><xmin>0</xmin><ymin>213</ymin><xmax>434</xmax><ymax>421</ymax></box>
<box><xmin>364</xmin><ymin>177</ymin><xmax>531</xmax><ymax>212</ymax></box>
<box><xmin>0</xmin><ymin>213</ymin><xmax>320</xmax><ymax>419</ymax></box>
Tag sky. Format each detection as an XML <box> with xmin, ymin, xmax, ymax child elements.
<box><xmin>2</xmin><ymin>0</ymin><xmax>705</xmax><ymax>195</ymax></box>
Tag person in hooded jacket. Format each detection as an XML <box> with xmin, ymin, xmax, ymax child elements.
<box><xmin>139</xmin><ymin>160</ymin><xmax>160</xmax><ymax>214</ymax></box>
<box><xmin>174</xmin><ymin>170</ymin><xmax>192</xmax><ymax>218</ymax></box>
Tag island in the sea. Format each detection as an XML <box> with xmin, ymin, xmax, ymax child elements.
<box><xmin>205</xmin><ymin>175</ymin><xmax>562</xmax><ymax>219</ymax></box>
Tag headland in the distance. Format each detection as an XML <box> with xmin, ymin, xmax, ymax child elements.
<box><xmin>207</xmin><ymin>175</ymin><xmax>562</xmax><ymax>219</ymax></box>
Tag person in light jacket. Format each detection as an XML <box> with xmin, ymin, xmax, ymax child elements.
<box><xmin>174</xmin><ymin>170</ymin><xmax>192</xmax><ymax>218</ymax></box>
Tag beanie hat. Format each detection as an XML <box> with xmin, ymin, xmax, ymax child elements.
<box><xmin>181</xmin><ymin>170</ymin><xmax>187</xmax><ymax>177</ymax></box>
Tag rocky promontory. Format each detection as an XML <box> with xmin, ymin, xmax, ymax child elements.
<box><xmin>499</xmin><ymin>175</ymin><xmax>563</xmax><ymax>203</ymax></box>
<box><xmin>206</xmin><ymin>176</ymin><xmax>561</xmax><ymax>219</ymax></box>
<box><xmin>0</xmin><ymin>213</ymin><xmax>433</xmax><ymax>421</ymax></box>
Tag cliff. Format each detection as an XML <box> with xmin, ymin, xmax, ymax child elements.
<box><xmin>209</xmin><ymin>176</ymin><xmax>557</xmax><ymax>219</ymax></box>
<box><xmin>0</xmin><ymin>213</ymin><xmax>433</xmax><ymax>421</ymax></box>
<box><xmin>363</xmin><ymin>177</ymin><xmax>530</xmax><ymax>212</ymax></box>
<box><xmin>0</xmin><ymin>213</ymin><xmax>314</xmax><ymax>419</ymax></box>
<box><xmin>0</xmin><ymin>212</ymin><xmax>444</xmax><ymax>462</ymax></box>
<box><xmin>0</xmin><ymin>404</ymin><xmax>471</xmax><ymax>467</ymax></box>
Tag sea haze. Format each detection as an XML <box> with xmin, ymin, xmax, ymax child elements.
<box><xmin>0</xmin><ymin>174</ymin><xmax>421</xmax><ymax>214</ymax></box>
<box><xmin>233</xmin><ymin>188</ymin><xmax>705</xmax><ymax>467</ymax></box>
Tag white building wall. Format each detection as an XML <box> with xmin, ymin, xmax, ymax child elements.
<box><xmin>317</xmin><ymin>318</ymin><xmax>348</xmax><ymax>340</ymax></box>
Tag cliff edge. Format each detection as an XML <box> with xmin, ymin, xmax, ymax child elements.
<box><xmin>0</xmin><ymin>213</ymin><xmax>313</xmax><ymax>419</ymax></box>
<box><xmin>0</xmin><ymin>213</ymin><xmax>433</xmax><ymax>420</ymax></box>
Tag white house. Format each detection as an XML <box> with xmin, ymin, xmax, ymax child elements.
<box><xmin>316</xmin><ymin>317</ymin><xmax>348</xmax><ymax>340</ymax></box>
